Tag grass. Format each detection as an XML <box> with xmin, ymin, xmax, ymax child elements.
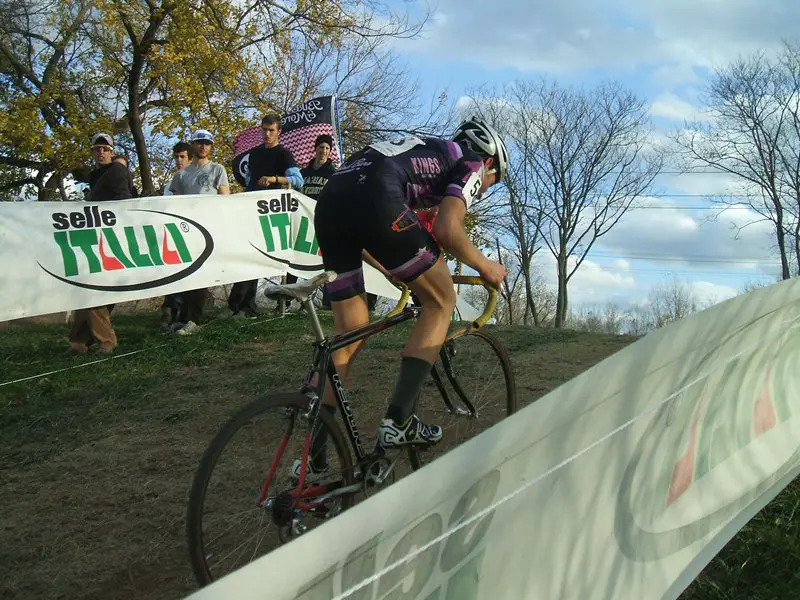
<box><xmin>0</xmin><ymin>309</ymin><xmax>797</xmax><ymax>600</ymax></box>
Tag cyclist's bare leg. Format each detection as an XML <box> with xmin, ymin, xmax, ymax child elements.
<box><xmin>383</xmin><ymin>255</ymin><xmax>456</xmax><ymax>427</ymax></box>
<box><xmin>304</xmin><ymin>293</ymin><xmax>369</xmax><ymax>472</ymax></box>
<box><xmin>402</xmin><ymin>256</ymin><xmax>456</xmax><ymax>363</ymax></box>
<box><xmin>320</xmin><ymin>293</ymin><xmax>370</xmax><ymax>407</ymax></box>
<box><xmin>314</xmin><ymin>251</ymin><xmax>386</xmax><ymax>406</ymax></box>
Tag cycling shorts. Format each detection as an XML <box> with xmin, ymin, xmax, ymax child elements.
<box><xmin>314</xmin><ymin>163</ymin><xmax>441</xmax><ymax>302</ymax></box>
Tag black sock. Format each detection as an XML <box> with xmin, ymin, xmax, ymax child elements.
<box><xmin>310</xmin><ymin>404</ymin><xmax>336</xmax><ymax>470</ymax></box>
<box><xmin>385</xmin><ymin>356</ymin><xmax>432</xmax><ymax>424</ymax></box>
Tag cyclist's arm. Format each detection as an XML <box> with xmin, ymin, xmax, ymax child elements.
<box><xmin>433</xmin><ymin>195</ymin><xmax>489</xmax><ymax>272</ymax></box>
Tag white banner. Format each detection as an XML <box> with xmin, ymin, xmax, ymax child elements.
<box><xmin>0</xmin><ymin>191</ymin><xmax>400</xmax><ymax>322</ymax></box>
<box><xmin>186</xmin><ymin>278</ymin><xmax>800</xmax><ymax>600</ymax></box>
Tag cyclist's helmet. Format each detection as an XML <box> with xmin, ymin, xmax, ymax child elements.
<box><xmin>452</xmin><ymin>116</ymin><xmax>509</xmax><ymax>183</ymax></box>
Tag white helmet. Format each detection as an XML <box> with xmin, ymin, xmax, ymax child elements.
<box><xmin>452</xmin><ymin>116</ymin><xmax>509</xmax><ymax>183</ymax></box>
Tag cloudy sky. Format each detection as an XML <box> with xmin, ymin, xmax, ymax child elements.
<box><xmin>386</xmin><ymin>0</ymin><xmax>797</xmax><ymax>309</ymax></box>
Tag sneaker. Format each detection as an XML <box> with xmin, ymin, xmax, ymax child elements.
<box><xmin>176</xmin><ymin>321</ymin><xmax>200</xmax><ymax>336</ymax></box>
<box><xmin>377</xmin><ymin>415</ymin><xmax>442</xmax><ymax>448</ymax></box>
<box><xmin>244</xmin><ymin>301</ymin><xmax>261</xmax><ymax>318</ymax></box>
<box><xmin>290</xmin><ymin>459</ymin><xmax>330</xmax><ymax>483</ymax></box>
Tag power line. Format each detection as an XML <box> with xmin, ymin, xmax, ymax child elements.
<box><xmin>630</xmin><ymin>205</ymin><xmax>745</xmax><ymax>209</ymax></box>
<box><xmin>587</xmin><ymin>252</ymin><xmax>778</xmax><ymax>265</ymax></box>
<box><xmin>571</xmin><ymin>265</ymin><xmax>775</xmax><ymax>277</ymax></box>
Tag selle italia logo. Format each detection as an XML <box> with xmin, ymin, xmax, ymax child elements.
<box><xmin>249</xmin><ymin>193</ymin><xmax>323</xmax><ymax>271</ymax></box>
<box><xmin>614</xmin><ymin>312</ymin><xmax>800</xmax><ymax>561</ymax></box>
<box><xmin>39</xmin><ymin>206</ymin><xmax>214</xmax><ymax>291</ymax></box>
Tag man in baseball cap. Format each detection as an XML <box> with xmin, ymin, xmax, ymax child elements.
<box><xmin>90</xmin><ymin>132</ymin><xmax>114</xmax><ymax>148</ymax></box>
<box><xmin>168</xmin><ymin>127</ymin><xmax>230</xmax><ymax>336</ymax></box>
<box><xmin>189</xmin><ymin>129</ymin><xmax>214</xmax><ymax>143</ymax></box>
<box><xmin>67</xmin><ymin>130</ymin><xmax>135</xmax><ymax>355</ymax></box>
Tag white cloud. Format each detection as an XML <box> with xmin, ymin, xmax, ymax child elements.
<box><xmin>613</xmin><ymin>258</ymin><xmax>630</xmax><ymax>271</ymax></box>
<box><xmin>688</xmin><ymin>281</ymin><xmax>738</xmax><ymax>305</ymax></box>
<box><xmin>531</xmin><ymin>252</ymin><xmax>639</xmax><ymax>306</ymax></box>
<box><xmin>651</xmin><ymin>63</ymin><xmax>700</xmax><ymax>87</ymax></box>
<box><xmin>596</xmin><ymin>198</ymin><xmax>779</xmax><ymax>275</ymax></box>
<box><xmin>399</xmin><ymin>0</ymin><xmax>800</xmax><ymax>77</ymax></box>
<box><xmin>656</xmin><ymin>169</ymin><xmax>748</xmax><ymax>197</ymax></box>
<box><xmin>650</xmin><ymin>93</ymin><xmax>710</xmax><ymax>122</ymax></box>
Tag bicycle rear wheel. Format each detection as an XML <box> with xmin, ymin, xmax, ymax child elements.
<box><xmin>186</xmin><ymin>393</ymin><xmax>354</xmax><ymax>586</ymax></box>
<box><xmin>409</xmin><ymin>328</ymin><xmax>517</xmax><ymax>470</ymax></box>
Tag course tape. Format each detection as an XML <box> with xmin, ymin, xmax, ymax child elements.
<box><xmin>332</xmin><ymin>313</ymin><xmax>800</xmax><ymax>600</ymax></box>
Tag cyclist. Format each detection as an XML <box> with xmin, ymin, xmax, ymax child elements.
<box><xmin>299</xmin><ymin>117</ymin><xmax>508</xmax><ymax>477</ymax></box>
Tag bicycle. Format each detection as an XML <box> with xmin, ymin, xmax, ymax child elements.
<box><xmin>186</xmin><ymin>270</ymin><xmax>517</xmax><ymax>586</ymax></box>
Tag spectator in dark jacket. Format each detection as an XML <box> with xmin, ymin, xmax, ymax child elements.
<box><xmin>230</xmin><ymin>113</ymin><xmax>303</xmax><ymax>317</ymax></box>
<box><xmin>67</xmin><ymin>132</ymin><xmax>135</xmax><ymax>355</ymax></box>
<box><xmin>300</xmin><ymin>134</ymin><xmax>337</xmax><ymax>200</ymax></box>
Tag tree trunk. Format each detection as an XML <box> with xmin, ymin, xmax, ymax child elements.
<box><xmin>554</xmin><ymin>253</ymin><xmax>569</xmax><ymax>328</ymax></box>
<box><xmin>521</xmin><ymin>253</ymin><xmax>540</xmax><ymax>327</ymax></box>
<box><xmin>794</xmin><ymin>195</ymin><xmax>800</xmax><ymax>276</ymax></box>
<box><xmin>39</xmin><ymin>172</ymin><xmax>61</xmax><ymax>201</ymax></box>
<box><xmin>495</xmin><ymin>238</ymin><xmax>513</xmax><ymax>325</ymax></box>
<box><xmin>775</xmin><ymin>207</ymin><xmax>790</xmax><ymax>279</ymax></box>
<box><xmin>128</xmin><ymin>69</ymin><xmax>154</xmax><ymax>196</ymax></box>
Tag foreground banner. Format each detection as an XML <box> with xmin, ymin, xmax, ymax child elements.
<box><xmin>187</xmin><ymin>278</ymin><xmax>800</xmax><ymax>599</ymax></box>
<box><xmin>0</xmin><ymin>190</ymin><xmax>399</xmax><ymax>322</ymax></box>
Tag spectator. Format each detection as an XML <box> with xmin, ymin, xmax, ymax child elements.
<box><xmin>246</xmin><ymin>113</ymin><xmax>303</xmax><ymax>192</ymax></box>
<box><xmin>229</xmin><ymin>113</ymin><xmax>303</xmax><ymax>318</ymax></box>
<box><xmin>300</xmin><ymin>134</ymin><xmax>336</xmax><ymax>200</ymax></box>
<box><xmin>299</xmin><ymin>134</ymin><xmax>346</xmax><ymax>310</ymax></box>
<box><xmin>168</xmin><ymin>129</ymin><xmax>230</xmax><ymax>335</ymax></box>
<box><xmin>159</xmin><ymin>141</ymin><xmax>193</xmax><ymax>327</ymax></box>
<box><xmin>112</xmin><ymin>154</ymin><xmax>139</xmax><ymax>196</ymax></box>
<box><xmin>67</xmin><ymin>132</ymin><xmax>136</xmax><ymax>354</ymax></box>
<box><xmin>163</xmin><ymin>141</ymin><xmax>193</xmax><ymax>196</ymax></box>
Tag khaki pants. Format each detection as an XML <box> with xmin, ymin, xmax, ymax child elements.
<box><xmin>68</xmin><ymin>306</ymin><xmax>117</xmax><ymax>352</ymax></box>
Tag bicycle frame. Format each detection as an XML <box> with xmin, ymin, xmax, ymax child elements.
<box><xmin>296</xmin><ymin>274</ymin><xmax>498</xmax><ymax>464</ymax></box>
<box><xmin>255</xmin><ymin>276</ymin><xmax>500</xmax><ymax>519</ymax></box>
<box><xmin>301</xmin><ymin>302</ymin><xmax>420</xmax><ymax>462</ymax></box>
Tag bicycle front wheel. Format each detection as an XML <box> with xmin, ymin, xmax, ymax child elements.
<box><xmin>186</xmin><ymin>393</ymin><xmax>354</xmax><ymax>586</ymax></box>
<box><xmin>410</xmin><ymin>328</ymin><xmax>517</xmax><ymax>470</ymax></box>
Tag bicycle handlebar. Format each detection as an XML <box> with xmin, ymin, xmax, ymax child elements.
<box><xmin>384</xmin><ymin>275</ymin><xmax>498</xmax><ymax>329</ymax></box>
<box><xmin>385</xmin><ymin>284</ymin><xmax>412</xmax><ymax>319</ymax></box>
<box><xmin>452</xmin><ymin>275</ymin><xmax>498</xmax><ymax>329</ymax></box>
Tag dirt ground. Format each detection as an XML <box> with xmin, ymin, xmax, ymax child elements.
<box><xmin>0</xmin><ymin>312</ymin><xmax>693</xmax><ymax>599</ymax></box>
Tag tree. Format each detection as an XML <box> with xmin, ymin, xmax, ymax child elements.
<box><xmin>268</xmin><ymin>24</ymin><xmax>453</xmax><ymax>159</ymax></box>
<box><xmin>566</xmin><ymin>302</ymin><xmax>623</xmax><ymax>335</ymax></box>
<box><xmin>0</xmin><ymin>0</ymin><xmax>105</xmax><ymax>200</ymax></box>
<box><xmin>774</xmin><ymin>43</ymin><xmax>800</xmax><ymax>275</ymax></box>
<box><xmin>645</xmin><ymin>274</ymin><xmax>700</xmax><ymax>328</ymax></box>
<box><xmin>470</xmin><ymin>79</ymin><xmax>662</xmax><ymax>327</ymax></box>
<box><xmin>1</xmin><ymin>0</ymin><xmax>432</xmax><ymax>198</ymax></box>
<box><xmin>458</xmin><ymin>88</ymin><xmax>550</xmax><ymax>325</ymax></box>
<box><xmin>673</xmin><ymin>50</ymin><xmax>796</xmax><ymax>279</ymax></box>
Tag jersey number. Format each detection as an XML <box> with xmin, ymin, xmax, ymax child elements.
<box><xmin>368</xmin><ymin>136</ymin><xmax>424</xmax><ymax>157</ymax></box>
<box><xmin>463</xmin><ymin>172</ymin><xmax>482</xmax><ymax>209</ymax></box>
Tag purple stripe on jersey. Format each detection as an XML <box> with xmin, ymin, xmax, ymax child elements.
<box><xmin>446</xmin><ymin>183</ymin><xmax>465</xmax><ymax>200</ymax></box>
<box><xmin>445</xmin><ymin>140</ymin><xmax>463</xmax><ymax>161</ymax></box>
<box><xmin>465</xmin><ymin>160</ymin><xmax>483</xmax><ymax>173</ymax></box>
<box><xmin>326</xmin><ymin>268</ymin><xmax>364</xmax><ymax>293</ymax></box>
<box><xmin>390</xmin><ymin>247</ymin><xmax>438</xmax><ymax>281</ymax></box>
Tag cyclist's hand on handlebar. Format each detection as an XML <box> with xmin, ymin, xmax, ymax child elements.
<box><xmin>477</xmin><ymin>258</ymin><xmax>507</xmax><ymax>289</ymax></box>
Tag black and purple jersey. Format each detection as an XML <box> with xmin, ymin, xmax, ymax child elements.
<box><xmin>334</xmin><ymin>135</ymin><xmax>486</xmax><ymax>210</ymax></box>
<box><xmin>314</xmin><ymin>135</ymin><xmax>487</xmax><ymax>302</ymax></box>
